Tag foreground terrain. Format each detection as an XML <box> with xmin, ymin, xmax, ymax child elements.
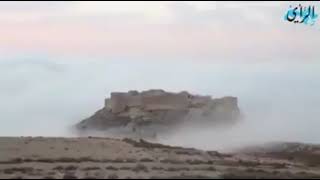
<box><xmin>0</xmin><ymin>137</ymin><xmax>320</xmax><ymax>179</ymax></box>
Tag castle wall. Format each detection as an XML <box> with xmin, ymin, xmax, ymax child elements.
<box><xmin>109</xmin><ymin>90</ymin><xmax>191</xmax><ymax>112</ymax></box>
<box><xmin>108</xmin><ymin>91</ymin><xmax>238</xmax><ymax>115</ymax></box>
<box><xmin>142</xmin><ymin>93</ymin><xmax>189</xmax><ymax>110</ymax></box>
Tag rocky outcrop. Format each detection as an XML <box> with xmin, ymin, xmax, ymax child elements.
<box><xmin>76</xmin><ymin>90</ymin><xmax>240</xmax><ymax>138</ymax></box>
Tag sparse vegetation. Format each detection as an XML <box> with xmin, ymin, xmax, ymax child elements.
<box><xmin>82</xmin><ymin>167</ymin><xmax>100</xmax><ymax>171</ymax></box>
<box><xmin>195</xmin><ymin>166</ymin><xmax>216</xmax><ymax>171</ymax></box>
<box><xmin>56</xmin><ymin>157</ymin><xmax>80</xmax><ymax>163</ymax></box>
<box><xmin>37</xmin><ymin>158</ymin><xmax>55</xmax><ymax>163</ymax></box>
<box><xmin>43</xmin><ymin>176</ymin><xmax>55</xmax><ymax>179</ymax></box>
<box><xmin>266</xmin><ymin>151</ymin><xmax>320</xmax><ymax>167</ymax></box>
<box><xmin>106</xmin><ymin>166</ymin><xmax>118</xmax><ymax>171</ymax></box>
<box><xmin>9</xmin><ymin>176</ymin><xmax>23</xmax><ymax>179</ymax></box>
<box><xmin>3</xmin><ymin>167</ymin><xmax>34</xmax><ymax>174</ymax></box>
<box><xmin>271</xmin><ymin>163</ymin><xmax>287</xmax><ymax>169</ymax></box>
<box><xmin>132</xmin><ymin>164</ymin><xmax>148</xmax><ymax>173</ymax></box>
<box><xmin>65</xmin><ymin>165</ymin><xmax>78</xmax><ymax>171</ymax></box>
<box><xmin>52</xmin><ymin>165</ymin><xmax>78</xmax><ymax>171</ymax></box>
<box><xmin>3</xmin><ymin>169</ymin><xmax>14</xmax><ymax>174</ymax></box>
<box><xmin>237</xmin><ymin>159</ymin><xmax>261</xmax><ymax>167</ymax></box>
<box><xmin>108</xmin><ymin>173</ymin><xmax>119</xmax><ymax>179</ymax></box>
<box><xmin>0</xmin><ymin>158</ymin><xmax>23</xmax><ymax>164</ymax></box>
<box><xmin>83</xmin><ymin>177</ymin><xmax>98</xmax><ymax>179</ymax></box>
<box><xmin>175</xmin><ymin>150</ymin><xmax>201</xmax><ymax>156</ymax></box>
<box><xmin>168</xmin><ymin>173</ymin><xmax>214</xmax><ymax>179</ymax></box>
<box><xmin>245</xmin><ymin>168</ymin><xmax>255</xmax><ymax>173</ymax></box>
<box><xmin>119</xmin><ymin>167</ymin><xmax>131</xmax><ymax>170</ymax></box>
<box><xmin>125</xmin><ymin>158</ymin><xmax>137</xmax><ymax>163</ymax></box>
<box><xmin>53</xmin><ymin>166</ymin><xmax>65</xmax><ymax>171</ymax></box>
<box><xmin>160</xmin><ymin>159</ymin><xmax>184</xmax><ymax>164</ymax></box>
<box><xmin>2</xmin><ymin>138</ymin><xmax>320</xmax><ymax>179</ymax></box>
<box><xmin>47</xmin><ymin>171</ymin><xmax>56</xmax><ymax>175</ymax></box>
<box><xmin>152</xmin><ymin>167</ymin><xmax>164</xmax><ymax>171</ymax></box>
<box><xmin>140</xmin><ymin>158</ymin><xmax>154</xmax><ymax>162</ymax></box>
<box><xmin>272</xmin><ymin>170</ymin><xmax>279</xmax><ymax>174</ymax></box>
<box><xmin>63</xmin><ymin>172</ymin><xmax>77</xmax><ymax>179</ymax></box>
<box><xmin>186</xmin><ymin>159</ymin><xmax>205</xmax><ymax>165</ymax></box>
<box><xmin>112</xmin><ymin>158</ymin><xmax>125</xmax><ymax>163</ymax></box>
<box><xmin>122</xmin><ymin>138</ymin><xmax>190</xmax><ymax>150</ymax></box>
<box><xmin>207</xmin><ymin>151</ymin><xmax>221</xmax><ymax>157</ymax></box>
<box><xmin>166</xmin><ymin>167</ymin><xmax>190</xmax><ymax>171</ymax></box>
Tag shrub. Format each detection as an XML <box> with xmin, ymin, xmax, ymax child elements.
<box><xmin>152</xmin><ymin>167</ymin><xmax>164</xmax><ymax>171</ymax></box>
<box><xmin>65</xmin><ymin>165</ymin><xmax>78</xmax><ymax>171</ymax></box>
<box><xmin>63</xmin><ymin>172</ymin><xmax>77</xmax><ymax>179</ymax></box>
<box><xmin>140</xmin><ymin>158</ymin><xmax>154</xmax><ymax>162</ymax></box>
<box><xmin>132</xmin><ymin>164</ymin><xmax>148</xmax><ymax>173</ymax></box>
<box><xmin>108</xmin><ymin>173</ymin><xmax>119</xmax><ymax>179</ymax></box>
<box><xmin>43</xmin><ymin>176</ymin><xmax>55</xmax><ymax>179</ymax></box>
<box><xmin>186</xmin><ymin>159</ymin><xmax>205</xmax><ymax>165</ymax></box>
<box><xmin>3</xmin><ymin>167</ymin><xmax>33</xmax><ymax>174</ymax></box>
<box><xmin>106</xmin><ymin>166</ymin><xmax>118</xmax><ymax>171</ymax></box>
<box><xmin>82</xmin><ymin>167</ymin><xmax>100</xmax><ymax>171</ymax></box>
<box><xmin>53</xmin><ymin>166</ymin><xmax>64</xmax><ymax>171</ymax></box>
<box><xmin>119</xmin><ymin>167</ymin><xmax>131</xmax><ymax>170</ymax></box>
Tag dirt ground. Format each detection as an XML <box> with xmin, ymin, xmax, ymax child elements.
<box><xmin>0</xmin><ymin>137</ymin><xmax>319</xmax><ymax>179</ymax></box>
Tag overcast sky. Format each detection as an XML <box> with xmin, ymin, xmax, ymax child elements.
<box><xmin>0</xmin><ymin>1</ymin><xmax>319</xmax><ymax>61</ymax></box>
<box><xmin>0</xmin><ymin>2</ymin><xmax>319</xmax><ymax>148</ymax></box>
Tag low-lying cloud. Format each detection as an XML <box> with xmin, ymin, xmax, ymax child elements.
<box><xmin>0</xmin><ymin>57</ymin><xmax>320</xmax><ymax>151</ymax></box>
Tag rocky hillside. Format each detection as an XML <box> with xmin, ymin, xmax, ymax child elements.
<box><xmin>0</xmin><ymin>137</ymin><xmax>319</xmax><ymax>179</ymax></box>
<box><xmin>76</xmin><ymin>90</ymin><xmax>240</xmax><ymax>138</ymax></box>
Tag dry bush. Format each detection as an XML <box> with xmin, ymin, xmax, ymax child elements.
<box><xmin>237</xmin><ymin>159</ymin><xmax>261</xmax><ymax>167</ymax></box>
<box><xmin>119</xmin><ymin>166</ymin><xmax>131</xmax><ymax>170</ymax></box>
<box><xmin>122</xmin><ymin>138</ymin><xmax>188</xmax><ymax>150</ymax></box>
<box><xmin>63</xmin><ymin>172</ymin><xmax>77</xmax><ymax>179</ymax></box>
<box><xmin>52</xmin><ymin>165</ymin><xmax>78</xmax><ymax>172</ymax></box>
<box><xmin>108</xmin><ymin>173</ymin><xmax>119</xmax><ymax>179</ymax></box>
<box><xmin>47</xmin><ymin>171</ymin><xmax>56</xmax><ymax>175</ymax></box>
<box><xmin>132</xmin><ymin>163</ymin><xmax>148</xmax><ymax>173</ymax></box>
<box><xmin>9</xmin><ymin>176</ymin><xmax>23</xmax><ymax>179</ymax></box>
<box><xmin>166</xmin><ymin>167</ymin><xmax>190</xmax><ymax>171</ymax></box>
<box><xmin>270</xmin><ymin>163</ymin><xmax>287</xmax><ymax>169</ymax></box>
<box><xmin>140</xmin><ymin>158</ymin><xmax>154</xmax><ymax>162</ymax></box>
<box><xmin>3</xmin><ymin>169</ymin><xmax>14</xmax><ymax>174</ymax></box>
<box><xmin>160</xmin><ymin>159</ymin><xmax>184</xmax><ymax>164</ymax></box>
<box><xmin>106</xmin><ymin>166</ymin><xmax>118</xmax><ymax>171</ymax></box>
<box><xmin>65</xmin><ymin>165</ymin><xmax>78</xmax><ymax>171</ymax></box>
<box><xmin>124</xmin><ymin>158</ymin><xmax>137</xmax><ymax>163</ymax></box>
<box><xmin>112</xmin><ymin>158</ymin><xmax>125</xmax><ymax>163</ymax></box>
<box><xmin>3</xmin><ymin>167</ymin><xmax>34</xmax><ymax>174</ymax></box>
<box><xmin>193</xmin><ymin>166</ymin><xmax>216</xmax><ymax>171</ymax></box>
<box><xmin>0</xmin><ymin>158</ymin><xmax>24</xmax><ymax>164</ymax></box>
<box><xmin>168</xmin><ymin>173</ymin><xmax>213</xmax><ymax>179</ymax></box>
<box><xmin>186</xmin><ymin>159</ymin><xmax>206</xmax><ymax>165</ymax></box>
<box><xmin>43</xmin><ymin>176</ymin><xmax>56</xmax><ymax>179</ymax></box>
<box><xmin>175</xmin><ymin>150</ymin><xmax>201</xmax><ymax>156</ymax></box>
<box><xmin>37</xmin><ymin>158</ymin><xmax>55</xmax><ymax>163</ymax></box>
<box><xmin>53</xmin><ymin>166</ymin><xmax>64</xmax><ymax>171</ymax></box>
<box><xmin>82</xmin><ymin>167</ymin><xmax>101</xmax><ymax>171</ymax></box>
<box><xmin>56</xmin><ymin>157</ymin><xmax>80</xmax><ymax>163</ymax></box>
<box><xmin>151</xmin><ymin>167</ymin><xmax>164</xmax><ymax>171</ymax></box>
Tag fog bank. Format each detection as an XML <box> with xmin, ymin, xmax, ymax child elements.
<box><xmin>1</xmin><ymin>57</ymin><xmax>319</xmax><ymax>150</ymax></box>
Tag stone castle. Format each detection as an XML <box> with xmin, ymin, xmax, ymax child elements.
<box><xmin>76</xmin><ymin>89</ymin><xmax>240</xmax><ymax>138</ymax></box>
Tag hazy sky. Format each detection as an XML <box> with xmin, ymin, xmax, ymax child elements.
<box><xmin>0</xmin><ymin>2</ymin><xmax>320</xmax><ymax>149</ymax></box>
<box><xmin>0</xmin><ymin>1</ymin><xmax>319</xmax><ymax>61</ymax></box>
